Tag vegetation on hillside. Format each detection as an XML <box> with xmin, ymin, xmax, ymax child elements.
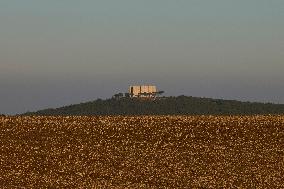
<box><xmin>24</xmin><ymin>96</ymin><xmax>284</xmax><ymax>116</ymax></box>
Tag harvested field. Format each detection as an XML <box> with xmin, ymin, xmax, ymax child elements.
<box><xmin>0</xmin><ymin>116</ymin><xmax>283</xmax><ymax>188</ymax></box>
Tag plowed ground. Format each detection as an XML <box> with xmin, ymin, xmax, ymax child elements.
<box><xmin>0</xmin><ymin>116</ymin><xmax>283</xmax><ymax>188</ymax></box>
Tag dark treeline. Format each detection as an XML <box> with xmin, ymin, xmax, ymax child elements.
<box><xmin>23</xmin><ymin>96</ymin><xmax>284</xmax><ymax>116</ymax></box>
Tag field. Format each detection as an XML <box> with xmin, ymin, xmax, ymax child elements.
<box><xmin>0</xmin><ymin>116</ymin><xmax>283</xmax><ymax>188</ymax></box>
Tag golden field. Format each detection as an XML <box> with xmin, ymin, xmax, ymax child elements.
<box><xmin>0</xmin><ymin>115</ymin><xmax>283</xmax><ymax>188</ymax></box>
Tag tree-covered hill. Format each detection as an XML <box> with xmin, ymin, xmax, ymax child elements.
<box><xmin>23</xmin><ymin>96</ymin><xmax>284</xmax><ymax>116</ymax></box>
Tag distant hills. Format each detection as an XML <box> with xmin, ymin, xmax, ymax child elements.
<box><xmin>23</xmin><ymin>96</ymin><xmax>284</xmax><ymax>116</ymax></box>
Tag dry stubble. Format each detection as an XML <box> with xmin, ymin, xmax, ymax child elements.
<box><xmin>0</xmin><ymin>115</ymin><xmax>283</xmax><ymax>188</ymax></box>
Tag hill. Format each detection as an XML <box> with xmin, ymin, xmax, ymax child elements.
<box><xmin>23</xmin><ymin>96</ymin><xmax>284</xmax><ymax>116</ymax></box>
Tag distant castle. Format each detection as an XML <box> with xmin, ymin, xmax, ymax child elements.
<box><xmin>113</xmin><ymin>85</ymin><xmax>164</xmax><ymax>99</ymax></box>
<box><xmin>129</xmin><ymin>85</ymin><xmax>157</xmax><ymax>98</ymax></box>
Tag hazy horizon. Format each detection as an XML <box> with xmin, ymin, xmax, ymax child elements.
<box><xmin>1</xmin><ymin>0</ymin><xmax>284</xmax><ymax>115</ymax></box>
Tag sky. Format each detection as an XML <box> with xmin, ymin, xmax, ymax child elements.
<box><xmin>0</xmin><ymin>0</ymin><xmax>284</xmax><ymax>114</ymax></box>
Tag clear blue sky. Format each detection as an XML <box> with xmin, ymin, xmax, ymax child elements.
<box><xmin>0</xmin><ymin>0</ymin><xmax>284</xmax><ymax>114</ymax></box>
